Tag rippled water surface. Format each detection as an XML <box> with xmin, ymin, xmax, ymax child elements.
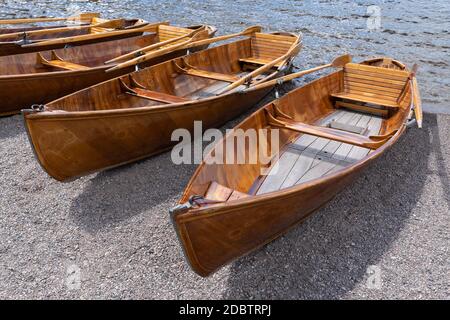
<box><xmin>1</xmin><ymin>0</ymin><xmax>449</xmax><ymax>113</ymax></box>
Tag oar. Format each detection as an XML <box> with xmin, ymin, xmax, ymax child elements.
<box><xmin>245</xmin><ymin>54</ymin><xmax>352</xmax><ymax>92</ymax></box>
<box><xmin>21</xmin><ymin>21</ymin><xmax>164</xmax><ymax>48</ymax></box>
<box><xmin>105</xmin><ymin>31</ymin><xmax>206</xmax><ymax>73</ymax></box>
<box><xmin>217</xmin><ymin>43</ymin><xmax>302</xmax><ymax>95</ymax></box>
<box><xmin>0</xmin><ymin>13</ymin><xmax>99</xmax><ymax>25</ymax></box>
<box><xmin>408</xmin><ymin>64</ymin><xmax>422</xmax><ymax>128</ymax></box>
<box><xmin>0</xmin><ymin>19</ymin><xmax>125</xmax><ymax>40</ymax></box>
<box><xmin>105</xmin><ymin>26</ymin><xmax>206</xmax><ymax>64</ymax></box>
<box><xmin>182</xmin><ymin>25</ymin><xmax>262</xmax><ymax>50</ymax></box>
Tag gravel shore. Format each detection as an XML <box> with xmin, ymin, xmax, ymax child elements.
<box><xmin>0</xmin><ymin>108</ymin><xmax>448</xmax><ymax>299</ymax></box>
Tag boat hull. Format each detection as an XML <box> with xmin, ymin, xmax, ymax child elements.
<box><xmin>171</xmin><ymin>58</ymin><xmax>412</xmax><ymax>276</ymax></box>
<box><xmin>171</xmin><ymin>129</ymin><xmax>404</xmax><ymax>276</ymax></box>
<box><xmin>0</xmin><ymin>26</ymin><xmax>215</xmax><ymax>115</ymax></box>
<box><xmin>0</xmin><ymin>48</ymin><xmax>186</xmax><ymax>115</ymax></box>
<box><xmin>23</xmin><ymin>88</ymin><xmax>272</xmax><ymax>181</ymax></box>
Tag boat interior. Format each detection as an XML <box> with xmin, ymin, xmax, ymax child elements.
<box><xmin>45</xmin><ymin>32</ymin><xmax>300</xmax><ymax>112</ymax></box>
<box><xmin>0</xmin><ymin>17</ymin><xmax>143</xmax><ymax>42</ymax></box>
<box><xmin>0</xmin><ymin>24</ymin><xmax>205</xmax><ymax>75</ymax></box>
<box><xmin>181</xmin><ymin>60</ymin><xmax>412</xmax><ymax>204</ymax></box>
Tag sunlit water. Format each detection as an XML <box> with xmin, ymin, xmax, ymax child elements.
<box><xmin>1</xmin><ymin>0</ymin><xmax>449</xmax><ymax>113</ymax></box>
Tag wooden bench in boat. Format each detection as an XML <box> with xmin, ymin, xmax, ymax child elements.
<box><xmin>335</xmin><ymin>101</ymin><xmax>389</xmax><ymax>117</ymax></box>
<box><xmin>182</xmin><ymin>68</ymin><xmax>240</xmax><ymax>83</ymax></box>
<box><xmin>266</xmin><ymin>110</ymin><xmax>395</xmax><ymax>150</ymax></box>
<box><xmin>174</xmin><ymin>60</ymin><xmax>241</xmax><ymax>83</ymax></box>
<box><xmin>239</xmin><ymin>32</ymin><xmax>298</xmax><ymax>69</ymax></box>
<box><xmin>331</xmin><ymin>63</ymin><xmax>411</xmax><ymax>109</ymax></box>
<box><xmin>204</xmin><ymin>181</ymin><xmax>249</xmax><ymax>202</ymax></box>
<box><xmin>119</xmin><ymin>76</ymin><xmax>190</xmax><ymax>104</ymax></box>
<box><xmin>36</xmin><ymin>51</ymin><xmax>89</xmax><ymax>71</ymax></box>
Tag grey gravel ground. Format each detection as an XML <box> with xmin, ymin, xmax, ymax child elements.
<box><xmin>0</xmin><ymin>105</ymin><xmax>449</xmax><ymax>299</ymax></box>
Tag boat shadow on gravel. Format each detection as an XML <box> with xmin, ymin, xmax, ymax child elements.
<box><xmin>69</xmin><ymin>151</ymin><xmax>198</xmax><ymax>234</ymax></box>
<box><xmin>224</xmin><ymin>114</ymin><xmax>442</xmax><ymax>299</ymax></box>
<box><xmin>0</xmin><ymin>115</ymin><xmax>24</xmax><ymax>139</ymax></box>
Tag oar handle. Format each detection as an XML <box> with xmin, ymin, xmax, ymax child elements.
<box><xmin>105</xmin><ymin>26</ymin><xmax>206</xmax><ymax>64</ymax></box>
<box><xmin>182</xmin><ymin>26</ymin><xmax>262</xmax><ymax>50</ymax></box>
<box><xmin>246</xmin><ymin>63</ymin><xmax>331</xmax><ymax>92</ymax></box>
<box><xmin>244</xmin><ymin>53</ymin><xmax>352</xmax><ymax>92</ymax></box>
<box><xmin>106</xmin><ymin>26</ymin><xmax>262</xmax><ymax>73</ymax></box>
<box><xmin>219</xmin><ymin>43</ymin><xmax>301</xmax><ymax>94</ymax></box>
<box><xmin>105</xmin><ymin>32</ymin><xmax>203</xmax><ymax>73</ymax></box>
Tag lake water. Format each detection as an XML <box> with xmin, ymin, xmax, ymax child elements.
<box><xmin>1</xmin><ymin>0</ymin><xmax>449</xmax><ymax>113</ymax></box>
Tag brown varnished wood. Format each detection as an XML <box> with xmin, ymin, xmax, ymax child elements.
<box><xmin>0</xmin><ymin>24</ymin><xmax>216</xmax><ymax>115</ymax></box>
<box><xmin>23</xmin><ymin>31</ymin><xmax>301</xmax><ymax>181</ymax></box>
<box><xmin>171</xmin><ymin>58</ymin><xmax>415</xmax><ymax>277</ymax></box>
<box><xmin>0</xmin><ymin>15</ymin><xmax>150</xmax><ymax>56</ymax></box>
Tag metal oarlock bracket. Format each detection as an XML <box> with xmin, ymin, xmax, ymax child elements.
<box><xmin>274</xmin><ymin>78</ymin><xmax>284</xmax><ymax>99</ymax></box>
<box><xmin>25</xmin><ymin>104</ymin><xmax>45</xmax><ymax>113</ymax></box>
<box><xmin>406</xmin><ymin>119</ymin><xmax>417</xmax><ymax>128</ymax></box>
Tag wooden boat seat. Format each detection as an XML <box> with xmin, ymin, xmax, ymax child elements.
<box><xmin>119</xmin><ymin>76</ymin><xmax>189</xmax><ymax>104</ymax></box>
<box><xmin>239</xmin><ymin>57</ymin><xmax>283</xmax><ymax>68</ymax></box>
<box><xmin>335</xmin><ymin>101</ymin><xmax>388</xmax><ymax>117</ymax></box>
<box><xmin>240</xmin><ymin>32</ymin><xmax>298</xmax><ymax>69</ymax></box>
<box><xmin>205</xmin><ymin>181</ymin><xmax>249</xmax><ymax>202</ymax></box>
<box><xmin>36</xmin><ymin>51</ymin><xmax>89</xmax><ymax>71</ymax></box>
<box><xmin>331</xmin><ymin>63</ymin><xmax>411</xmax><ymax>109</ymax></box>
<box><xmin>158</xmin><ymin>24</ymin><xmax>192</xmax><ymax>44</ymax></box>
<box><xmin>180</xmin><ymin>67</ymin><xmax>241</xmax><ymax>83</ymax></box>
<box><xmin>266</xmin><ymin>111</ymin><xmax>394</xmax><ymax>150</ymax></box>
<box><xmin>173</xmin><ymin>60</ymin><xmax>241</xmax><ymax>83</ymax></box>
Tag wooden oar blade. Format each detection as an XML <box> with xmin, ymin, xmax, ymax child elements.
<box><xmin>331</xmin><ymin>54</ymin><xmax>352</xmax><ymax>68</ymax></box>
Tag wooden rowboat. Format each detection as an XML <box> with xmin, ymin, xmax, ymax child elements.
<box><xmin>22</xmin><ymin>28</ymin><xmax>302</xmax><ymax>181</ymax></box>
<box><xmin>1</xmin><ymin>23</ymin><xmax>216</xmax><ymax>115</ymax></box>
<box><xmin>170</xmin><ymin>56</ymin><xmax>423</xmax><ymax>276</ymax></box>
<box><xmin>0</xmin><ymin>13</ymin><xmax>148</xmax><ymax>56</ymax></box>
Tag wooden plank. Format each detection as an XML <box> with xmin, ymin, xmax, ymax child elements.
<box><xmin>296</xmin><ymin>157</ymin><xmax>343</xmax><ymax>185</ymax></box>
<box><xmin>290</xmin><ymin>110</ymin><xmax>347</xmax><ymax>151</ymax></box>
<box><xmin>345</xmin><ymin>63</ymin><xmax>410</xmax><ymax>78</ymax></box>
<box><xmin>253</xmin><ymin>32</ymin><xmax>297</xmax><ymax>44</ymax></box>
<box><xmin>183</xmin><ymin>68</ymin><xmax>240</xmax><ymax>82</ymax></box>
<box><xmin>345</xmin><ymin>115</ymin><xmax>382</xmax><ymax>162</ymax></box>
<box><xmin>345</xmin><ymin>80</ymin><xmax>402</xmax><ymax>94</ymax></box>
<box><xmin>41</xmin><ymin>59</ymin><xmax>89</xmax><ymax>71</ymax></box>
<box><xmin>347</xmin><ymin>87</ymin><xmax>399</xmax><ymax>100</ymax></box>
<box><xmin>256</xmin><ymin>148</ymin><xmax>302</xmax><ymax>194</ymax></box>
<box><xmin>281</xmin><ymin>136</ymin><xmax>330</xmax><ymax>188</ymax></box>
<box><xmin>228</xmin><ymin>190</ymin><xmax>250</xmax><ymax>201</ymax></box>
<box><xmin>330</xmin><ymin>113</ymin><xmax>363</xmax><ymax>160</ymax></box>
<box><xmin>344</xmin><ymin>72</ymin><xmax>407</xmax><ymax>87</ymax></box>
<box><xmin>329</xmin><ymin>121</ymin><xmax>367</xmax><ymax>134</ymax></box>
<box><xmin>317</xmin><ymin>111</ymin><xmax>358</xmax><ymax>158</ymax></box>
<box><xmin>347</xmin><ymin>84</ymin><xmax>401</xmax><ymax>98</ymax></box>
<box><xmin>132</xmin><ymin>88</ymin><xmax>190</xmax><ymax>104</ymax></box>
<box><xmin>335</xmin><ymin>101</ymin><xmax>388</xmax><ymax>117</ymax></box>
<box><xmin>331</xmin><ymin>93</ymin><xmax>399</xmax><ymax>108</ymax></box>
<box><xmin>205</xmin><ymin>181</ymin><xmax>233</xmax><ymax>201</ymax></box>
<box><xmin>239</xmin><ymin>57</ymin><xmax>283</xmax><ymax>68</ymax></box>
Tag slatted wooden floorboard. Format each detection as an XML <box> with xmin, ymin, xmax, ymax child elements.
<box><xmin>256</xmin><ymin>109</ymin><xmax>383</xmax><ymax>195</ymax></box>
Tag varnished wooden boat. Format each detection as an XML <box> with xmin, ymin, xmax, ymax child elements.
<box><xmin>22</xmin><ymin>27</ymin><xmax>302</xmax><ymax>181</ymax></box>
<box><xmin>0</xmin><ymin>13</ymin><xmax>148</xmax><ymax>56</ymax></box>
<box><xmin>170</xmin><ymin>56</ymin><xmax>423</xmax><ymax>276</ymax></box>
<box><xmin>0</xmin><ymin>23</ymin><xmax>216</xmax><ymax>115</ymax></box>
